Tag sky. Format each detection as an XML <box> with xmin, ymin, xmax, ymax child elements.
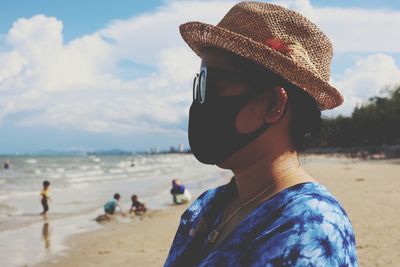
<box><xmin>0</xmin><ymin>0</ymin><xmax>399</xmax><ymax>154</ymax></box>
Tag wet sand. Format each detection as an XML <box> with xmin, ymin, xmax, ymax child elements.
<box><xmin>37</xmin><ymin>157</ymin><xmax>400</xmax><ymax>267</ymax></box>
<box><xmin>36</xmin><ymin>207</ymin><xmax>188</xmax><ymax>267</ymax></box>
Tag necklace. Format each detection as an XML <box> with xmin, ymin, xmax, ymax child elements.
<box><xmin>207</xmin><ymin>176</ymin><xmax>288</xmax><ymax>244</ymax></box>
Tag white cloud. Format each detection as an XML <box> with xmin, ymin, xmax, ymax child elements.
<box><xmin>99</xmin><ymin>0</ymin><xmax>233</xmax><ymax>64</ymax></box>
<box><xmin>0</xmin><ymin>0</ymin><xmax>400</xmax><ymax>138</ymax></box>
<box><xmin>0</xmin><ymin>1</ymin><xmax>237</xmax><ymax>135</ymax></box>
<box><xmin>0</xmin><ymin>51</ymin><xmax>25</xmax><ymax>82</ymax></box>
<box><xmin>6</xmin><ymin>15</ymin><xmax>63</xmax><ymax>54</ymax></box>
<box><xmin>324</xmin><ymin>53</ymin><xmax>400</xmax><ymax>116</ymax></box>
<box><xmin>274</xmin><ymin>0</ymin><xmax>317</xmax><ymax>20</ymax></box>
<box><xmin>274</xmin><ymin>0</ymin><xmax>400</xmax><ymax>53</ymax></box>
<box><xmin>317</xmin><ymin>7</ymin><xmax>400</xmax><ymax>53</ymax></box>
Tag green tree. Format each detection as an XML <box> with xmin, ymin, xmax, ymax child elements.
<box><xmin>320</xmin><ymin>86</ymin><xmax>400</xmax><ymax>147</ymax></box>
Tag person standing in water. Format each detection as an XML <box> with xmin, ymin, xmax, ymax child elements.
<box><xmin>40</xmin><ymin>180</ymin><xmax>51</xmax><ymax>215</ymax></box>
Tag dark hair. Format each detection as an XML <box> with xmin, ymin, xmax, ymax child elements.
<box><xmin>131</xmin><ymin>194</ymin><xmax>137</xmax><ymax>200</ymax></box>
<box><xmin>252</xmin><ymin>66</ymin><xmax>322</xmax><ymax>151</ymax></box>
<box><xmin>43</xmin><ymin>180</ymin><xmax>50</xmax><ymax>187</ymax></box>
<box><xmin>252</xmin><ymin>65</ymin><xmax>322</xmax><ymax>151</ymax></box>
<box><xmin>114</xmin><ymin>193</ymin><xmax>121</xmax><ymax>200</ymax></box>
<box><xmin>283</xmin><ymin>82</ymin><xmax>322</xmax><ymax>151</ymax></box>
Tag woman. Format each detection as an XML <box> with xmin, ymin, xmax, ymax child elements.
<box><xmin>165</xmin><ymin>2</ymin><xmax>357</xmax><ymax>266</ymax></box>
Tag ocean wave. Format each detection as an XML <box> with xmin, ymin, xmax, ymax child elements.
<box><xmin>56</xmin><ymin>168</ymin><xmax>65</xmax><ymax>173</ymax></box>
<box><xmin>65</xmin><ymin>170</ymin><xmax>104</xmax><ymax>179</ymax></box>
<box><xmin>48</xmin><ymin>174</ymin><xmax>62</xmax><ymax>179</ymax></box>
<box><xmin>88</xmin><ymin>156</ymin><xmax>101</xmax><ymax>162</ymax></box>
<box><xmin>25</xmin><ymin>159</ymin><xmax>37</xmax><ymax>164</ymax></box>
<box><xmin>117</xmin><ymin>161</ymin><xmax>131</xmax><ymax>168</ymax></box>
<box><xmin>0</xmin><ymin>190</ymin><xmax>38</xmax><ymax>201</ymax></box>
<box><xmin>109</xmin><ymin>168</ymin><xmax>124</xmax><ymax>174</ymax></box>
<box><xmin>70</xmin><ymin>182</ymin><xmax>89</xmax><ymax>189</ymax></box>
<box><xmin>67</xmin><ymin>173</ymin><xmax>127</xmax><ymax>183</ymax></box>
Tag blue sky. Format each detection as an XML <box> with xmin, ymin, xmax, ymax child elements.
<box><xmin>2</xmin><ymin>0</ymin><xmax>399</xmax><ymax>46</ymax></box>
<box><xmin>0</xmin><ymin>0</ymin><xmax>399</xmax><ymax>154</ymax></box>
<box><xmin>0</xmin><ymin>0</ymin><xmax>164</xmax><ymax>42</ymax></box>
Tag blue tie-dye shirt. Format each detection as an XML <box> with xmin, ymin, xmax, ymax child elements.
<box><xmin>165</xmin><ymin>181</ymin><xmax>358</xmax><ymax>266</ymax></box>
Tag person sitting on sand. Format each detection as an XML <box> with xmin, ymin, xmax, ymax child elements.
<box><xmin>170</xmin><ymin>179</ymin><xmax>191</xmax><ymax>205</ymax></box>
<box><xmin>129</xmin><ymin>195</ymin><xmax>147</xmax><ymax>215</ymax></box>
<box><xmin>40</xmin><ymin>180</ymin><xmax>51</xmax><ymax>215</ymax></box>
<box><xmin>104</xmin><ymin>193</ymin><xmax>122</xmax><ymax>216</ymax></box>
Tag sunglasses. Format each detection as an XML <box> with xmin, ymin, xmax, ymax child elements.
<box><xmin>193</xmin><ymin>66</ymin><xmax>277</xmax><ymax>104</ymax></box>
<box><xmin>193</xmin><ymin>66</ymin><xmax>207</xmax><ymax>104</ymax></box>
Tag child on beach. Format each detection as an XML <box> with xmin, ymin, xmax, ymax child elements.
<box><xmin>40</xmin><ymin>180</ymin><xmax>51</xmax><ymax>215</ymax></box>
<box><xmin>170</xmin><ymin>179</ymin><xmax>191</xmax><ymax>205</ymax></box>
<box><xmin>129</xmin><ymin>195</ymin><xmax>147</xmax><ymax>215</ymax></box>
<box><xmin>104</xmin><ymin>193</ymin><xmax>122</xmax><ymax>216</ymax></box>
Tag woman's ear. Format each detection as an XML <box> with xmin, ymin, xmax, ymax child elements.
<box><xmin>264</xmin><ymin>86</ymin><xmax>288</xmax><ymax>123</ymax></box>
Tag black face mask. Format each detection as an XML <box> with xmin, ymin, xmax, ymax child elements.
<box><xmin>188</xmin><ymin>92</ymin><xmax>272</xmax><ymax>165</ymax></box>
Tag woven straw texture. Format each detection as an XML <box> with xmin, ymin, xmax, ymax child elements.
<box><xmin>179</xmin><ymin>1</ymin><xmax>343</xmax><ymax>110</ymax></box>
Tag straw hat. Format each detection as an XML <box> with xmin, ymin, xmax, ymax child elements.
<box><xmin>179</xmin><ymin>2</ymin><xmax>343</xmax><ymax>110</ymax></box>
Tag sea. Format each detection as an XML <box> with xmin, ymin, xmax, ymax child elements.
<box><xmin>0</xmin><ymin>154</ymin><xmax>231</xmax><ymax>267</ymax></box>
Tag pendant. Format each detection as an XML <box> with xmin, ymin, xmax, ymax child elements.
<box><xmin>208</xmin><ymin>229</ymin><xmax>219</xmax><ymax>243</ymax></box>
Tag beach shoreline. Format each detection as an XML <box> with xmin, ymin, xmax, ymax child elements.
<box><xmin>34</xmin><ymin>156</ymin><xmax>400</xmax><ymax>267</ymax></box>
<box><xmin>0</xmin><ymin>154</ymin><xmax>232</xmax><ymax>266</ymax></box>
<box><xmin>35</xmin><ymin>206</ymin><xmax>187</xmax><ymax>267</ymax></box>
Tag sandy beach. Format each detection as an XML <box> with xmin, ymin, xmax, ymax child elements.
<box><xmin>36</xmin><ymin>207</ymin><xmax>188</xmax><ymax>267</ymax></box>
<box><xmin>36</xmin><ymin>156</ymin><xmax>400</xmax><ymax>267</ymax></box>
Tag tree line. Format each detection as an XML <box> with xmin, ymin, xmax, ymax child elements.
<box><xmin>318</xmin><ymin>86</ymin><xmax>400</xmax><ymax>149</ymax></box>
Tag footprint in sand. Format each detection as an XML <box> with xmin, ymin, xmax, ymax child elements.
<box><xmin>98</xmin><ymin>250</ymin><xmax>111</xmax><ymax>254</ymax></box>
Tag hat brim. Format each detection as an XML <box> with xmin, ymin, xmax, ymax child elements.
<box><xmin>180</xmin><ymin>22</ymin><xmax>343</xmax><ymax>110</ymax></box>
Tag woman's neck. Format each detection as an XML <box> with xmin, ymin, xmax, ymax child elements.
<box><xmin>232</xmin><ymin>151</ymin><xmax>311</xmax><ymax>203</ymax></box>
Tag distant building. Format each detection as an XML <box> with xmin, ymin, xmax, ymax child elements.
<box><xmin>149</xmin><ymin>147</ymin><xmax>160</xmax><ymax>154</ymax></box>
<box><xmin>178</xmin><ymin>144</ymin><xmax>184</xmax><ymax>153</ymax></box>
